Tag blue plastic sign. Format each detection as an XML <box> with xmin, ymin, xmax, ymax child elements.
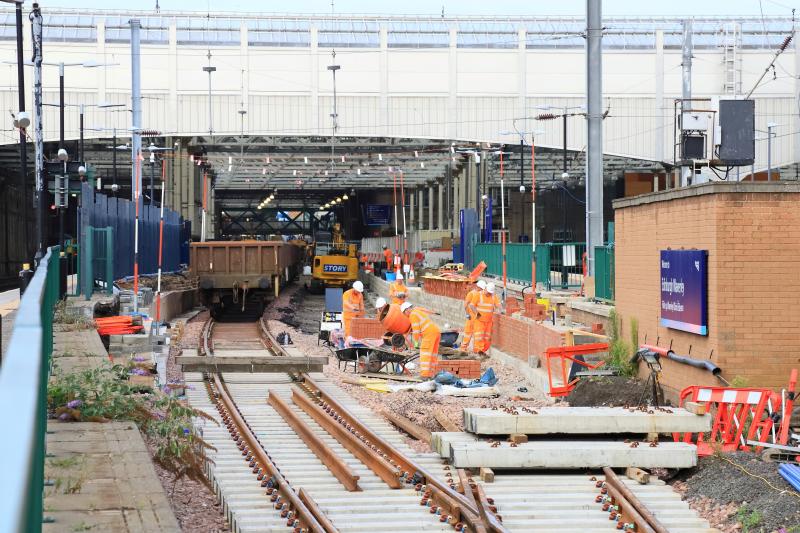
<box><xmin>364</xmin><ymin>204</ymin><xmax>391</xmax><ymax>226</ymax></box>
<box><xmin>323</xmin><ymin>264</ymin><xmax>348</xmax><ymax>273</ymax></box>
<box><xmin>660</xmin><ymin>250</ymin><xmax>708</xmax><ymax>335</ymax></box>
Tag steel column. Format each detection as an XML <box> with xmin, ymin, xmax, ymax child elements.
<box><xmin>585</xmin><ymin>0</ymin><xmax>604</xmax><ymax>277</ymax></box>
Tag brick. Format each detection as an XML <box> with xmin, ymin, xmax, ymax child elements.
<box><xmin>350</xmin><ymin>318</ymin><xmax>385</xmax><ymax>339</ymax></box>
<box><xmin>615</xmin><ymin>187</ymin><xmax>800</xmax><ymax>396</ymax></box>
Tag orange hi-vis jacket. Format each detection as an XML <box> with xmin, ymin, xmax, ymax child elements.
<box><xmin>383</xmin><ymin>248</ymin><xmax>394</xmax><ymax>267</ymax></box>
<box><xmin>341</xmin><ymin>288</ymin><xmax>364</xmax><ymax>339</ymax></box>
<box><xmin>408</xmin><ymin>307</ymin><xmax>440</xmax><ymax>344</ymax></box>
<box><xmin>464</xmin><ymin>288</ymin><xmax>480</xmax><ymax>319</ymax></box>
<box><xmin>389</xmin><ymin>280</ymin><xmax>407</xmax><ymax>305</ymax></box>
<box><xmin>460</xmin><ymin>288</ymin><xmax>481</xmax><ymax>351</ymax></box>
<box><xmin>475</xmin><ymin>292</ymin><xmax>501</xmax><ymax>322</ymax></box>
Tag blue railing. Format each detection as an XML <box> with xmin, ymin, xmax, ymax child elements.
<box><xmin>0</xmin><ymin>247</ymin><xmax>60</xmax><ymax>533</ymax></box>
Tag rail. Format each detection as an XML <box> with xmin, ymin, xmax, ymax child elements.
<box><xmin>0</xmin><ymin>247</ymin><xmax>60</xmax><ymax>533</ymax></box>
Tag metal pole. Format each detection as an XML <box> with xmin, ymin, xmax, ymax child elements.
<box><xmin>500</xmin><ymin>152</ymin><xmax>507</xmax><ymax>303</ymax></box>
<box><xmin>680</xmin><ymin>19</ymin><xmax>693</xmax><ymax>187</ymax></box>
<box><xmin>531</xmin><ymin>137</ymin><xmax>537</xmax><ymax>287</ymax></box>
<box><xmin>130</xmin><ymin>18</ymin><xmax>142</xmax><ymax>203</ymax></box>
<box><xmin>520</xmin><ymin>139</ymin><xmax>525</xmax><ymax>242</ymax></box>
<box><xmin>767</xmin><ymin>124</ymin><xmax>773</xmax><ymax>181</ymax></box>
<box><xmin>15</xmin><ymin>2</ymin><xmax>29</xmax><ymax>262</ymax></box>
<box><xmin>30</xmin><ymin>3</ymin><xmax>45</xmax><ymax>261</ymax></box>
<box><xmin>475</xmin><ymin>153</ymin><xmax>481</xmax><ymax>241</ymax></box>
<box><xmin>112</xmin><ymin>128</ymin><xmax>117</xmax><ymax>195</ymax></box>
<box><xmin>561</xmin><ymin>184</ymin><xmax>568</xmax><ymax>288</ymax></box>
<box><xmin>58</xmin><ymin>64</ymin><xmax>65</xmax><ymax>250</ymax></box>
<box><xmin>130</xmin><ymin>18</ymin><xmax>141</xmax><ymax>311</ymax></box>
<box><xmin>563</xmin><ymin>112</ymin><xmax>568</xmax><ymax>176</ymax></box>
<box><xmin>585</xmin><ymin>0</ymin><xmax>604</xmax><ymax>278</ymax></box>
<box><xmin>150</xmin><ymin>158</ymin><xmax>154</xmax><ymax>206</ymax></box>
<box><xmin>79</xmin><ymin>104</ymin><xmax>84</xmax><ymax>162</ymax></box>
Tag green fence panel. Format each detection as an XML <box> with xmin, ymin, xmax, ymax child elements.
<box><xmin>595</xmin><ymin>246</ymin><xmax>615</xmax><ymax>301</ymax></box>
<box><xmin>506</xmin><ymin>243</ymin><xmax>533</xmax><ymax>283</ymax></box>
<box><xmin>535</xmin><ymin>244</ymin><xmax>551</xmax><ymax>286</ymax></box>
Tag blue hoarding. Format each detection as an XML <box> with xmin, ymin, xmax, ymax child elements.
<box><xmin>364</xmin><ymin>204</ymin><xmax>391</xmax><ymax>226</ymax></box>
<box><xmin>660</xmin><ymin>249</ymin><xmax>708</xmax><ymax>335</ymax></box>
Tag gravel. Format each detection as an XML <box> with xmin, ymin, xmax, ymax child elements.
<box><xmin>267</xmin><ymin>284</ymin><xmax>553</xmax><ymax>452</ymax></box>
<box><xmin>155</xmin><ymin>308</ymin><xmax>230</xmax><ymax>533</ymax></box>
<box><xmin>674</xmin><ymin>451</ymin><xmax>800</xmax><ymax>533</ymax></box>
<box><xmin>566</xmin><ymin>375</ymin><xmax>656</xmax><ymax>407</ymax></box>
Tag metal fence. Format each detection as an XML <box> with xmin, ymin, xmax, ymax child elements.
<box><xmin>594</xmin><ymin>245</ymin><xmax>615</xmax><ymax>301</ymax></box>
<box><xmin>79</xmin><ymin>183</ymin><xmax>184</xmax><ymax>282</ymax></box>
<box><xmin>473</xmin><ymin>242</ymin><xmax>587</xmax><ymax>290</ymax></box>
<box><xmin>80</xmin><ymin>227</ymin><xmax>114</xmax><ymax>299</ymax></box>
<box><xmin>0</xmin><ymin>246</ymin><xmax>60</xmax><ymax>532</ymax></box>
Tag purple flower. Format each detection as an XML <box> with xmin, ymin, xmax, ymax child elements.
<box><xmin>66</xmin><ymin>399</ymin><xmax>82</xmax><ymax>409</ymax></box>
<box><xmin>133</xmin><ymin>356</ymin><xmax>146</xmax><ymax>362</ymax></box>
<box><xmin>130</xmin><ymin>368</ymin><xmax>150</xmax><ymax>376</ymax></box>
<box><xmin>58</xmin><ymin>412</ymin><xmax>71</xmax><ymax>421</ymax></box>
<box><xmin>183</xmin><ymin>428</ymin><xmax>190</xmax><ymax>435</ymax></box>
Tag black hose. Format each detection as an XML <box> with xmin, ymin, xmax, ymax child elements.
<box><xmin>632</xmin><ymin>348</ymin><xmax>723</xmax><ymax>376</ymax></box>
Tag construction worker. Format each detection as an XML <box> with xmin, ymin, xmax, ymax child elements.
<box><xmin>382</xmin><ymin>246</ymin><xmax>393</xmax><ymax>275</ymax></box>
<box><xmin>473</xmin><ymin>282</ymin><xmax>501</xmax><ymax>356</ymax></box>
<box><xmin>341</xmin><ymin>280</ymin><xmax>365</xmax><ymax>338</ymax></box>
<box><xmin>388</xmin><ymin>272</ymin><xmax>407</xmax><ymax>305</ymax></box>
<box><xmin>374</xmin><ymin>296</ymin><xmax>387</xmax><ymax>317</ymax></box>
<box><xmin>460</xmin><ymin>280</ymin><xmax>486</xmax><ymax>352</ymax></box>
<box><xmin>401</xmin><ymin>302</ymin><xmax>441</xmax><ymax>379</ymax></box>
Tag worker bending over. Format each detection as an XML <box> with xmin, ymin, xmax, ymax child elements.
<box><xmin>401</xmin><ymin>302</ymin><xmax>441</xmax><ymax>378</ymax></box>
<box><xmin>389</xmin><ymin>272</ymin><xmax>408</xmax><ymax>305</ymax></box>
<box><xmin>341</xmin><ymin>280</ymin><xmax>365</xmax><ymax>338</ymax></box>
<box><xmin>374</xmin><ymin>297</ymin><xmax>387</xmax><ymax>317</ymax></box>
<box><xmin>382</xmin><ymin>246</ymin><xmax>393</xmax><ymax>275</ymax></box>
<box><xmin>460</xmin><ymin>279</ymin><xmax>486</xmax><ymax>352</ymax></box>
<box><xmin>473</xmin><ymin>282</ymin><xmax>501</xmax><ymax>356</ymax></box>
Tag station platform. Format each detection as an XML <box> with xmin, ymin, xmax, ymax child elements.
<box><xmin>44</xmin><ymin>327</ymin><xmax>180</xmax><ymax>533</ymax></box>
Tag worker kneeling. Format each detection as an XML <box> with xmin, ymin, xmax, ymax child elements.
<box><xmin>341</xmin><ymin>280</ymin><xmax>365</xmax><ymax>339</ymax></box>
<box><xmin>473</xmin><ymin>282</ymin><xmax>501</xmax><ymax>356</ymax></box>
<box><xmin>389</xmin><ymin>272</ymin><xmax>407</xmax><ymax>305</ymax></box>
<box><xmin>401</xmin><ymin>302</ymin><xmax>441</xmax><ymax>379</ymax></box>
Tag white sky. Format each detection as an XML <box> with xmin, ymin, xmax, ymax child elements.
<box><xmin>30</xmin><ymin>0</ymin><xmax>800</xmax><ymax>17</ymax></box>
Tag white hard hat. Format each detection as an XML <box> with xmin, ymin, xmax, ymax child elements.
<box><xmin>375</xmin><ymin>297</ymin><xmax>387</xmax><ymax>309</ymax></box>
<box><xmin>353</xmin><ymin>280</ymin><xmax>364</xmax><ymax>293</ymax></box>
<box><xmin>400</xmin><ymin>302</ymin><xmax>413</xmax><ymax>313</ymax></box>
<box><xmin>476</xmin><ymin>280</ymin><xmax>487</xmax><ymax>290</ymax></box>
<box><xmin>395</xmin><ymin>272</ymin><xmax>403</xmax><ymax>280</ymax></box>
<box><xmin>486</xmin><ymin>283</ymin><xmax>495</xmax><ymax>294</ymax></box>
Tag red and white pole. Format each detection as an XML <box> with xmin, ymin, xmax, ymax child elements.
<box><xmin>155</xmin><ymin>159</ymin><xmax>166</xmax><ymax>324</ymax></box>
<box><xmin>133</xmin><ymin>151</ymin><xmax>141</xmax><ymax>313</ymax></box>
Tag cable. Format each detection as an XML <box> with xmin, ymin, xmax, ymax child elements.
<box><xmin>716</xmin><ymin>453</ymin><xmax>800</xmax><ymax>501</ymax></box>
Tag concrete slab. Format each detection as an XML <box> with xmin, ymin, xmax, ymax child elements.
<box><xmin>445</xmin><ymin>438</ymin><xmax>697</xmax><ymax>469</ymax></box>
<box><xmin>463</xmin><ymin>406</ymin><xmax>712</xmax><ymax>435</ymax></box>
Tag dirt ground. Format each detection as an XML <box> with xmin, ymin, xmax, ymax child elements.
<box><xmin>566</xmin><ymin>375</ymin><xmax>659</xmax><ymax>407</ymax></box>
<box><xmin>673</xmin><ymin>452</ymin><xmax>800</xmax><ymax>533</ymax></box>
<box><xmin>265</xmin><ymin>284</ymin><xmax>552</xmax><ymax>453</ymax></box>
<box><xmin>116</xmin><ymin>272</ymin><xmax>197</xmax><ymax>292</ymax></box>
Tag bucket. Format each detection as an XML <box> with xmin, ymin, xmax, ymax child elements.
<box><xmin>384</xmin><ymin>271</ymin><xmax>396</xmax><ymax>282</ymax></box>
<box><xmin>302</xmin><ymin>265</ymin><xmax>311</xmax><ymax>276</ymax></box>
<box><xmin>379</xmin><ymin>303</ymin><xmax>410</xmax><ymax>334</ymax></box>
<box><xmin>440</xmin><ymin>330</ymin><xmax>459</xmax><ymax>348</ymax></box>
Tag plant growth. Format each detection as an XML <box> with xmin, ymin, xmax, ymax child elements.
<box><xmin>48</xmin><ymin>363</ymin><xmax>216</xmax><ymax>484</ymax></box>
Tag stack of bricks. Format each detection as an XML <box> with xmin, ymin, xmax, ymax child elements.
<box><xmin>422</xmin><ymin>276</ymin><xmax>473</xmax><ymax>299</ymax></box>
<box><xmin>492</xmin><ymin>313</ymin><xmax>565</xmax><ymax>362</ymax></box>
<box><xmin>349</xmin><ymin>318</ymin><xmax>386</xmax><ymax>339</ymax></box>
<box><xmin>523</xmin><ymin>294</ymin><xmax>547</xmax><ymax>321</ymax></box>
<box><xmin>438</xmin><ymin>359</ymin><xmax>481</xmax><ymax>379</ymax></box>
<box><xmin>505</xmin><ymin>297</ymin><xmax>520</xmax><ymax>316</ymax></box>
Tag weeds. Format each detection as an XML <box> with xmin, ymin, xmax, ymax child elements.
<box><xmin>731</xmin><ymin>375</ymin><xmax>750</xmax><ymax>388</ymax></box>
<box><xmin>48</xmin><ymin>456</ymin><xmax>81</xmax><ymax>469</ymax></box>
<box><xmin>53</xmin><ymin>300</ymin><xmax>94</xmax><ymax>331</ymax></box>
<box><xmin>71</xmin><ymin>523</ymin><xmax>94</xmax><ymax>532</ymax></box>
<box><xmin>47</xmin><ymin>363</ymin><xmax>216</xmax><ymax>485</ymax></box>
<box><xmin>605</xmin><ymin>310</ymin><xmax>636</xmax><ymax>377</ymax></box>
<box><xmin>737</xmin><ymin>505</ymin><xmax>762</xmax><ymax>532</ymax></box>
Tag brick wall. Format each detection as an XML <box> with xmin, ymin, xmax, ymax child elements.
<box><xmin>614</xmin><ymin>182</ymin><xmax>800</xmax><ymax>395</ymax></box>
<box><xmin>350</xmin><ymin>318</ymin><xmax>385</xmax><ymax>339</ymax></box>
<box><xmin>439</xmin><ymin>360</ymin><xmax>481</xmax><ymax>379</ymax></box>
<box><xmin>492</xmin><ymin>313</ymin><xmax>565</xmax><ymax>361</ymax></box>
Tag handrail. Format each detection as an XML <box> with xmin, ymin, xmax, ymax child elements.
<box><xmin>0</xmin><ymin>247</ymin><xmax>58</xmax><ymax>533</ymax></box>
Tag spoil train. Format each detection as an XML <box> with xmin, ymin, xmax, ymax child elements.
<box><xmin>190</xmin><ymin>240</ymin><xmax>305</xmax><ymax>320</ymax></box>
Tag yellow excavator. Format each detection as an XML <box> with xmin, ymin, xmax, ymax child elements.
<box><xmin>308</xmin><ymin>223</ymin><xmax>359</xmax><ymax>293</ymax></box>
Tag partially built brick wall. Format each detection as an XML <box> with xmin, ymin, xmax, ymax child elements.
<box><xmin>361</xmin><ymin>271</ymin><xmax>566</xmax><ymax>361</ymax></box>
<box><xmin>614</xmin><ymin>182</ymin><xmax>800</xmax><ymax>395</ymax></box>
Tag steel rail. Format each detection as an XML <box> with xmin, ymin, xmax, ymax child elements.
<box><xmin>602</xmin><ymin>467</ymin><xmax>669</xmax><ymax>533</ymax></box>
<box><xmin>210</xmin><ymin>374</ymin><xmax>327</xmax><ymax>533</ymax></box>
<box><xmin>299</xmin><ymin>373</ymin><xmax>509</xmax><ymax>533</ymax></box>
<box><xmin>268</xmin><ymin>390</ymin><xmax>362</xmax><ymax>492</ymax></box>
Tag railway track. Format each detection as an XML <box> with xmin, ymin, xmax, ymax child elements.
<box><xmin>184</xmin><ymin>314</ymin><xmax>716</xmax><ymax>533</ymax></box>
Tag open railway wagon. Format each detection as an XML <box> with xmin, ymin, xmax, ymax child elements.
<box><xmin>190</xmin><ymin>240</ymin><xmax>303</xmax><ymax>320</ymax></box>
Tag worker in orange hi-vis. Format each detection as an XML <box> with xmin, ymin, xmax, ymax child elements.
<box><xmin>341</xmin><ymin>280</ymin><xmax>365</xmax><ymax>339</ymax></box>
<box><xmin>473</xmin><ymin>282</ymin><xmax>502</xmax><ymax>356</ymax></box>
<box><xmin>459</xmin><ymin>279</ymin><xmax>486</xmax><ymax>352</ymax></box>
<box><xmin>401</xmin><ymin>302</ymin><xmax>441</xmax><ymax>378</ymax></box>
<box><xmin>388</xmin><ymin>272</ymin><xmax>408</xmax><ymax>305</ymax></box>
<box><xmin>382</xmin><ymin>246</ymin><xmax>393</xmax><ymax>275</ymax></box>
